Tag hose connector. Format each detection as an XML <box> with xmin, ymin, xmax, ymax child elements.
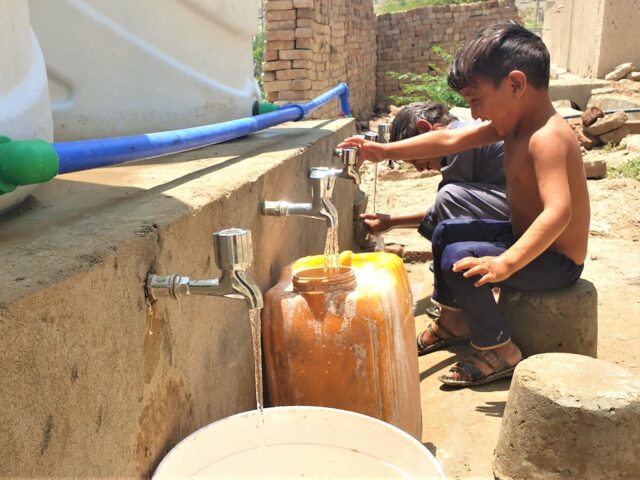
<box><xmin>0</xmin><ymin>138</ymin><xmax>59</xmax><ymax>194</ymax></box>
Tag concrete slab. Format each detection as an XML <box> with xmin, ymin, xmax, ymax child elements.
<box><xmin>0</xmin><ymin>118</ymin><xmax>357</xmax><ymax>477</ymax></box>
<box><xmin>550</xmin><ymin>78</ymin><xmax>609</xmax><ymax>110</ymax></box>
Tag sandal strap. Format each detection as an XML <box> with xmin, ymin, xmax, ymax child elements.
<box><xmin>470</xmin><ymin>350</ymin><xmax>510</xmax><ymax>373</ymax></box>
<box><xmin>451</xmin><ymin>361</ymin><xmax>485</xmax><ymax>382</ymax></box>
<box><xmin>433</xmin><ymin>318</ymin><xmax>456</xmax><ymax>339</ymax></box>
<box><xmin>427</xmin><ymin>323</ymin><xmax>445</xmax><ymax>341</ymax></box>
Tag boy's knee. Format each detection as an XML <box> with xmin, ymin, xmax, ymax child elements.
<box><xmin>432</xmin><ymin>218</ymin><xmax>470</xmax><ymax>247</ymax></box>
<box><xmin>441</xmin><ymin>243</ymin><xmax>475</xmax><ymax>277</ymax></box>
<box><xmin>434</xmin><ymin>183</ymin><xmax>466</xmax><ymax>217</ymax></box>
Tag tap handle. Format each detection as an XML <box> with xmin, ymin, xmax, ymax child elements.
<box><xmin>338</xmin><ymin>148</ymin><xmax>357</xmax><ymax>168</ymax></box>
<box><xmin>363</xmin><ymin>131</ymin><xmax>378</xmax><ymax>142</ymax></box>
<box><xmin>310</xmin><ymin>167</ymin><xmax>336</xmax><ymax>199</ymax></box>
<box><xmin>213</xmin><ymin>228</ymin><xmax>253</xmax><ymax>270</ymax></box>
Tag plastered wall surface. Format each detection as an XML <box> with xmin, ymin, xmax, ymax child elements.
<box><xmin>0</xmin><ymin>119</ymin><xmax>356</xmax><ymax>477</ymax></box>
<box><xmin>543</xmin><ymin>0</ymin><xmax>640</xmax><ymax>79</ymax></box>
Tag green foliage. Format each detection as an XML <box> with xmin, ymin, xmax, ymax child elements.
<box><xmin>376</xmin><ymin>0</ymin><xmax>485</xmax><ymax>14</ymax></box>
<box><xmin>253</xmin><ymin>30</ymin><xmax>265</xmax><ymax>93</ymax></box>
<box><xmin>610</xmin><ymin>157</ymin><xmax>640</xmax><ymax>181</ymax></box>
<box><xmin>386</xmin><ymin>46</ymin><xmax>466</xmax><ymax>108</ymax></box>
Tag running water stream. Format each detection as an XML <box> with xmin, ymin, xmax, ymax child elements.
<box><xmin>323</xmin><ymin>226</ymin><xmax>340</xmax><ymax>271</ymax></box>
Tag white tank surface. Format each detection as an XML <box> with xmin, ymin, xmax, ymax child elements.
<box><xmin>153</xmin><ymin>406</ymin><xmax>446</xmax><ymax>479</ymax></box>
<box><xmin>0</xmin><ymin>1</ymin><xmax>53</xmax><ymax>215</ymax></box>
<box><xmin>29</xmin><ymin>0</ymin><xmax>261</xmax><ymax>141</ymax></box>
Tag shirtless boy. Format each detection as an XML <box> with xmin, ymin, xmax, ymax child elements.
<box><xmin>339</xmin><ymin>22</ymin><xmax>590</xmax><ymax>387</ymax></box>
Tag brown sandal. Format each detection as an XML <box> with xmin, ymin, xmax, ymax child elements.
<box><xmin>416</xmin><ymin>319</ymin><xmax>470</xmax><ymax>356</ymax></box>
<box><xmin>439</xmin><ymin>349</ymin><xmax>517</xmax><ymax>387</ymax></box>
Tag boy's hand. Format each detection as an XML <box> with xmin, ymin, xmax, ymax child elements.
<box><xmin>360</xmin><ymin>213</ymin><xmax>392</xmax><ymax>234</ymax></box>
<box><xmin>452</xmin><ymin>255</ymin><xmax>513</xmax><ymax>287</ymax></box>
<box><xmin>338</xmin><ymin>136</ymin><xmax>387</xmax><ymax>168</ymax></box>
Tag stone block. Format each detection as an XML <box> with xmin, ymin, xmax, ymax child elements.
<box><xmin>581</xmin><ymin>106</ymin><xmax>604</xmax><ymax>127</ymax></box>
<box><xmin>585</xmin><ymin>111</ymin><xmax>628</xmax><ymax>136</ymax></box>
<box><xmin>498</xmin><ymin>279</ymin><xmax>598</xmax><ymax>357</ymax></box>
<box><xmin>264</xmin><ymin>40</ymin><xmax>295</xmax><ymax>51</ymax></box>
<box><xmin>275</xmin><ymin>69</ymin><xmax>308</xmax><ymax>80</ymax></box>
<box><xmin>583</xmin><ymin>159</ymin><xmax>607</xmax><ymax>179</ymax></box>
<box><xmin>494</xmin><ymin>353</ymin><xmax>640</xmax><ymax>480</ymax></box>
<box><xmin>568</xmin><ymin>118</ymin><xmax>600</xmax><ymax>150</ymax></box>
<box><xmin>265</xmin><ymin>0</ymin><xmax>294</xmax><ymax>11</ymax></box>
<box><xmin>621</xmin><ymin>133</ymin><xmax>640</xmax><ymax>152</ymax></box>
<box><xmin>626</xmin><ymin>72</ymin><xmax>640</xmax><ymax>81</ymax></box>
<box><xmin>279</xmin><ymin>49</ymin><xmax>312</xmax><ymax>60</ymax></box>
<box><xmin>263</xmin><ymin>60</ymin><xmax>291</xmax><ymax>72</ymax></box>
<box><xmin>599</xmin><ymin>125</ymin><xmax>630</xmax><ymax>145</ymax></box>
<box><xmin>263</xmin><ymin>80</ymin><xmax>292</xmax><ymax>93</ymax></box>
<box><xmin>604</xmin><ymin>62</ymin><xmax>636</xmax><ymax>81</ymax></box>
<box><xmin>266</xmin><ymin>9</ymin><xmax>296</xmax><ymax>21</ymax></box>
<box><xmin>293</xmin><ymin>0</ymin><xmax>313</xmax><ymax>7</ymax></box>
<box><xmin>265</xmin><ymin>30</ymin><xmax>295</xmax><ymax>42</ymax></box>
<box><xmin>266</xmin><ymin>20</ymin><xmax>296</xmax><ymax>31</ymax></box>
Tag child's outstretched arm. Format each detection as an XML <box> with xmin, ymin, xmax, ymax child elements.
<box><xmin>361</xmin><ymin>212</ymin><xmax>425</xmax><ymax>234</ymax></box>
<box><xmin>454</xmin><ymin>131</ymin><xmax>573</xmax><ymax>286</ymax></box>
<box><xmin>338</xmin><ymin>121</ymin><xmax>500</xmax><ymax>167</ymax></box>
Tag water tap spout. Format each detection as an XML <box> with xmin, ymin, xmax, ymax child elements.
<box><xmin>261</xmin><ymin>167</ymin><xmax>339</xmax><ymax>229</ymax></box>
<box><xmin>145</xmin><ymin>228</ymin><xmax>263</xmax><ymax>309</ymax></box>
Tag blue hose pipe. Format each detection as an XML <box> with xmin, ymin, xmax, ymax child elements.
<box><xmin>54</xmin><ymin>83</ymin><xmax>351</xmax><ymax>174</ymax></box>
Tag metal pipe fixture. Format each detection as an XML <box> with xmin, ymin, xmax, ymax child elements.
<box><xmin>0</xmin><ymin>83</ymin><xmax>351</xmax><ymax>194</ymax></box>
<box><xmin>146</xmin><ymin>228</ymin><xmax>263</xmax><ymax>309</ymax></box>
<box><xmin>331</xmin><ymin>147</ymin><xmax>360</xmax><ymax>184</ymax></box>
<box><xmin>261</xmin><ymin>167</ymin><xmax>338</xmax><ymax>229</ymax></box>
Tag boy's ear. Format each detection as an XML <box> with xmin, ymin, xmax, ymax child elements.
<box><xmin>416</xmin><ymin>118</ymin><xmax>433</xmax><ymax>133</ymax></box>
<box><xmin>508</xmin><ymin>70</ymin><xmax>527</xmax><ymax>97</ymax></box>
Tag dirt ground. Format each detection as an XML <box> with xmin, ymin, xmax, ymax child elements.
<box><xmin>357</xmin><ymin>138</ymin><xmax>640</xmax><ymax>478</ymax></box>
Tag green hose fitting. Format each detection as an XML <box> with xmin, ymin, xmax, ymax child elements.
<box><xmin>252</xmin><ymin>101</ymin><xmax>280</xmax><ymax>116</ymax></box>
<box><xmin>0</xmin><ymin>137</ymin><xmax>59</xmax><ymax>195</ymax></box>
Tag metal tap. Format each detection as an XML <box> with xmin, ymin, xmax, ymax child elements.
<box><xmin>377</xmin><ymin>123</ymin><xmax>389</xmax><ymax>144</ymax></box>
<box><xmin>261</xmin><ymin>167</ymin><xmax>338</xmax><ymax>229</ymax></box>
<box><xmin>331</xmin><ymin>147</ymin><xmax>360</xmax><ymax>184</ymax></box>
<box><xmin>146</xmin><ymin>228</ymin><xmax>263</xmax><ymax>309</ymax></box>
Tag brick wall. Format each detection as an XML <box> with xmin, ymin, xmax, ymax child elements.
<box><xmin>377</xmin><ymin>0</ymin><xmax>521</xmax><ymax>105</ymax></box>
<box><xmin>263</xmin><ymin>0</ymin><xmax>377</xmax><ymax>119</ymax></box>
<box><xmin>263</xmin><ymin>0</ymin><xmax>521</xmax><ymax>119</ymax></box>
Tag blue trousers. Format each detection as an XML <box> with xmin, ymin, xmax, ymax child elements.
<box><xmin>431</xmin><ymin>219</ymin><xmax>584</xmax><ymax>349</ymax></box>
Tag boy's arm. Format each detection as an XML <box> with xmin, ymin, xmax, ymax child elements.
<box><xmin>339</xmin><ymin>121</ymin><xmax>501</xmax><ymax>166</ymax></box>
<box><xmin>454</xmin><ymin>132</ymin><xmax>572</xmax><ymax>286</ymax></box>
<box><xmin>361</xmin><ymin>212</ymin><xmax>425</xmax><ymax>234</ymax></box>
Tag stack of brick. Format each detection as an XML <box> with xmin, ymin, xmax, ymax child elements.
<box><xmin>569</xmin><ymin>107</ymin><xmax>631</xmax><ymax>151</ymax></box>
<box><xmin>376</xmin><ymin>0</ymin><xmax>520</xmax><ymax>106</ymax></box>
<box><xmin>263</xmin><ymin>0</ymin><xmax>376</xmax><ymax>119</ymax></box>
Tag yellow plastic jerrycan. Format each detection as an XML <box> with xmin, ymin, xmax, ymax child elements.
<box><xmin>262</xmin><ymin>251</ymin><xmax>422</xmax><ymax>439</ymax></box>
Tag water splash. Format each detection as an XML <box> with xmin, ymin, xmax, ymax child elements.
<box><xmin>249</xmin><ymin>308</ymin><xmax>264</xmax><ymax>413</ymax></box>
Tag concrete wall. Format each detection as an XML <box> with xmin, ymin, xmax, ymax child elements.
<box><xmin>263</xmin><ymin>0</ymin><xmax>377</xmax><ymax>120</ymax></box>
<box><xmin>543</xmin><ymin>0</ymin><xmax>640</xmax><ymax>79</ymax></box>
<box><xmin>376</xmin><ymin>0</ymin><xmax>521</xmax><ymax>106</ymax></box>
<box><xmin>0</xmin><ymin>119</ymin><xmax>357</xmax><ymax>477</ymax></box>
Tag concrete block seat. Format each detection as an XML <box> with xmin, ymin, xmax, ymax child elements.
<box><xmin>498</xmin><ymin>279</ymin><xmax>598</xmax><ymax>358</ymax></box>
<box><xmin>494</xmin><ymin>353</ymin><xmax>640</xmax><ymax>480</ymax></box>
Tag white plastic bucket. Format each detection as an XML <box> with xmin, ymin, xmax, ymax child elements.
<box><xmin>0</xmin><ymin>1</ymin><xmax>53</xmax><ymax>214</ymax></box>
<box><xmin>153</xmin><ymin>406</ymin><xmax>446</xmax><ymax>479</ymax></box>
<box><xmin>29</xmin><ymin>0</ymin><xmax>261</xmax><ymax>140</ymax></box>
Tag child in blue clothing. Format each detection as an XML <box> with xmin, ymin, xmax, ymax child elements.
<box><xmin>340</xmin><ymin>22</ymin><xmax>590</xmax><ymax>387</ymax></box>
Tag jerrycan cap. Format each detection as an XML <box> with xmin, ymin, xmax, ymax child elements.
<box><xmin>293</xmin><ymin>267</ymin><xmax>357</xmax><ymax>293</ymax></box>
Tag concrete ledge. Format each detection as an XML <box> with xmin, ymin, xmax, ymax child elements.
<box><xmin>0</xmin><ymin>119</ymin><xmax>356</xmax><ymax>477</ymax></box>
<box><xmin>494</xmin><ymin>353</ymin><xmax>640</xmax><ymax>480</ymax></box>
<box><xmin>498</xmin><ymin>279</ymin><xmax>598</xmax><ymax>357</ymax></box>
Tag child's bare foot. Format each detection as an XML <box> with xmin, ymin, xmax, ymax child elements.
<box><xmin>439</xmin><ymin>341</ymin><xmax>522</xmax><ymax>387</ymax></box>
<box><xmin>416</xmin><ymin>309</ymin><xmax>471</xmax><ymax>356</ymax></box>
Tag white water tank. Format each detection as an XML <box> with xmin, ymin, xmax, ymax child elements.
<box><xmin>0</xmin><ymin>1</ymin><xmax>53</xmax><ymax>214</ymax></box>
<box><xmin>29</xmin><ymin>0</ymin><xmax>261</xmax><ymax>141</ymax></box>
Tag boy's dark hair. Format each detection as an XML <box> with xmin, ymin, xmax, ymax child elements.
<box><xmin>448</xmin><ymin>21</ymin><xmax>550</xmax><ymax>91</ymax></box>
<box><xmin>390</xmin><ymin>102</ymin><xmax>456</xmax><ymax>142</ymax></box>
